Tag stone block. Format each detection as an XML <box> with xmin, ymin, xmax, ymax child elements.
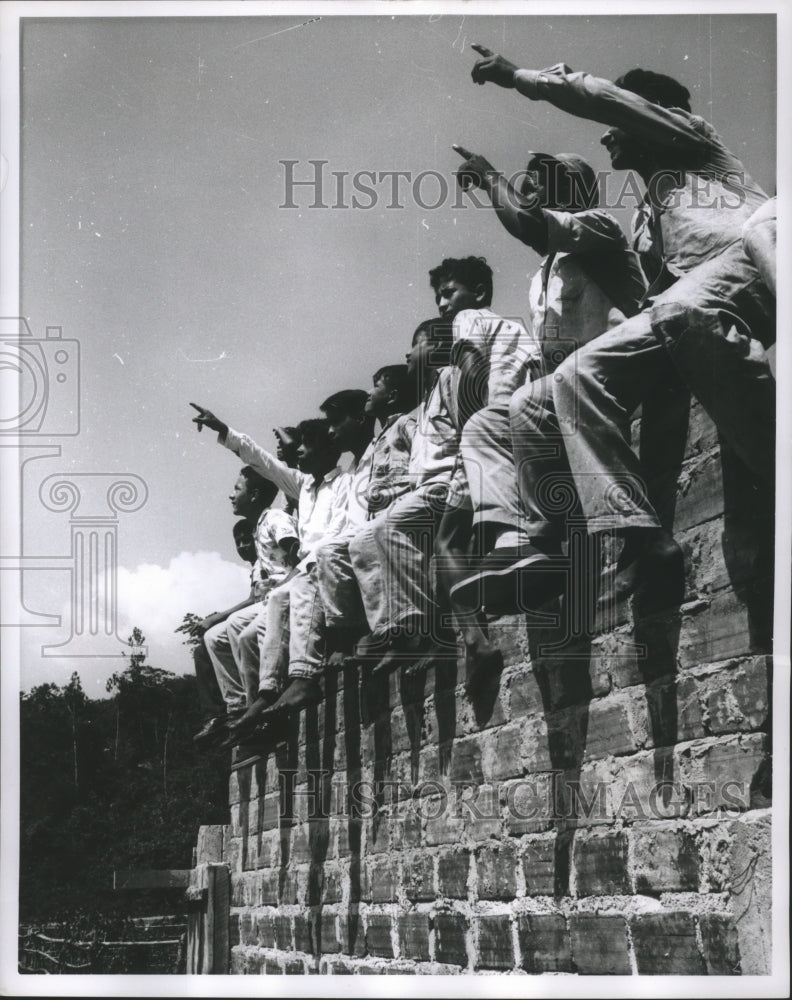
<box><xmin>365</xmin><ymin>913</ymin><xmax>394</xmax><ymax>959</ymax></box>
<box><xmin>630</xmin><ymin>912</ymin><xmax>705</xmax><ymax>975</ymax></box>
<box><xmin>699</xmin><ymin>913</ymin><xmax>741</xmax><ymax>975</ymax></box>
<box><xmin>399</xmin><ymin>913</ymin><xmax>430</xmax><ymax>962</ymax></box>
<box><xmin>476</xmin><ymin>844</ymin><xmax>519</xmax><ymax>900</ymax></box>
<box><xmin>405</xmin><ymin>853</ymin><xmax>434</xmax><ymax>902</ymax></box>
<box><xmin>517</xmin><ymin>913</ymin><xmax>572</xmax><ymax>973</ymax></box>
<box><xmin>521</xmin><ymin>836</ymin><xmax>557</xmax><ymax>896</ymax></box>
<box><xmin>437</xmin><ymin>850</ymin><xmax>470</xmax><ymax>899</ymax></box>
<box><xmin>370</xmin><ymin>859</ymin><xmax>398</xmax><ymax>903</ymax></box>
<box><xmin>569</xmin><ymin>914</ymin><xmax>631</xmax><ymax>975</ymax></box>
<box><xmin>476</xmin><ymin>915</ymin><xmax>514</xmax><ymax>970</ymax></box>
<box><xmin>631</xmin><ymin>825</ymin><xmax>699</xmax><ymax>893</ymax></box>
<box><xmin>573</xmin><ymin>831</ymin><xmax>630</xmax><ymax>896</ymax></box>
<box><xmin>433</xmin><ymin>912</ymin><xmax>469</xmax><ymax>969</ymax></box>
<box><xmin>294</xmin><ymin>914</ymin><xmax>314</xmax><ymax>955</ymax></box>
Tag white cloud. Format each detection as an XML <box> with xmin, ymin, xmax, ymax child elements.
<box><xmin>115</xmin><ymin>550</ymin><xmax>250</xmax><ymax>651</ymax></box>
<box><xmin>16</xmin><ymin>551</ymin><xmax>251</xmax><ymax>693</ymax></box>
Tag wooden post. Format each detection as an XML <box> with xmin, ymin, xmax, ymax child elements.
<box><xmin>114</xmin><ymin>825</ymin><xmax>230</xmax><ymax>975</ymax></box>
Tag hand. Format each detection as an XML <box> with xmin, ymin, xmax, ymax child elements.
<box><xmin>198</xmin><ymin>611</ymin><xmax>225</xmax><ymax>633</ymax></box>
<box><xmin>452</xmin><ymin>144</ymin><xmax>499</xmax><ymax>192</ymax></box>
<box><xmin>470</xmin><ymin>44</ymin><xmax>518</xmax><ymax>88</ymax></box>
<box><xmin>190</xmin><ymin>402</ymin><xmax>227</xmax><ymax>436</ymax></box>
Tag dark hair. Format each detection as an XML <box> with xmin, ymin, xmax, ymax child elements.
<box><xmin>373</xmin><ymin>364</ymin><xmax>417</xmax><ymax>411</ymax></box>
<box><xmin>319</xmin><ymin>389</ymin><xmax>369</xmax><ymax>422</ymax></box>
<box><xmin>428</xmin><ymin>256</ymin><xmax>493</xmax><ymax>307</ymax></box>
<box><xmin>232</xmin><ymin>518</ymin><xmax>254</xmax><ymax>539</ymax></box>
<box><xmin>239</xmin><ymin>465</ymin><xmax>278</xmax><ymax>508</ymax></box>
<box><xmin>279</xmin><ymin>425</ymin><xmax>300</xmax><ymax>443</ymax></box>
<box><xmin>615</xmin><ymin>68</ymin><xmax>691</xmax><ymax>112</ymax></box>
<box><xmin>412</xmin><ymin>316</ymin><xmax>455</xmax><ymax>350</ymax></box>
<box><xmin>297</xmin><ymin>417</ymin><xmax>334</xmax><ymax>451</ymax></box>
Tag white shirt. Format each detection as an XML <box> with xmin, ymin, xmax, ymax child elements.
<box><xmin>223</xmin><ymin>428</ymin><xmax>350</xmax><ymax>569</ymax></box>
<box><xmin>529</xmin><ymin>208</ymin><xmax>646</xmax><ymax>369</ymax></box>
<box><xmin>452</xmin><ymin>307</ymin><xmax>541</xmax><ymax>406</ymax></box>
<box><xmin>250</xmin><ymin>506</ymin><xmax>298</xmax><ymax>596</ymax></box>
<box><xmin>342</xmin><ymin>411</ymin><xmax>417</xmax><ymax>533</ymax></box>
<box><xmin>407</xmin><ymin>367</ymin><xmax>459</xmax><ymax>486</ymax></box>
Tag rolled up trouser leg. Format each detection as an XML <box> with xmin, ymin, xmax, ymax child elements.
<box><xmin>350</xmin><ymin>485</ymin><xmax>444</xmax><ymax>636</ymax></box>
<box><xmin>286</xmin><ymin>564</ymin><xmax>326</xmax><ymax>681</ymax></box>
<box><xmin>257</xmin><ymin>581</ymin><xmax>292</xmax><ymax>696</ymax></box>
<box><xmin>231</xmin><ymin>602</ymin><xmax>269</xmax><ymax>705</ymax></box>
<box><xmin>315</xmin><ymin>538</ymin><xmax>368</xmax><ymax>631</ymax></box>
<box><xmin>205</xmin><ymin>603</ymin><xmax>261</xmax><ymax>712</ymax></box>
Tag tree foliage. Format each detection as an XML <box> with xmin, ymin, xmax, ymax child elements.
<box><xmin>19</xmin><ymin>630</ymin><xmax>230</xmax><ymax>923</ymax></box>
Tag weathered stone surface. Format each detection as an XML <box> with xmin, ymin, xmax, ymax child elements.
<box><xmin>631</xmin><ymin>912</ymin><xmax>705</xmax><ymax>975</ymax></box>
<box><xmin>573</xmin><ymin>831</ymin><xmax>630</xmax><ymax>896</ymax></box>
<box><xmin>517</xmin><ymin>913</ymin><xmax>572</xmax><ymax>973</ymax></box>
<box><xmin>437</xmin><ymin>850</ymin><xmax>469</xmax><ymax>899</ymax></box>
<box><xmin>434</xmin><ymin>913</ymin><xmax>469</xmax><ymax>968</ymax></box>
<box><xmin>476</xmin><ymin>844</ymin><xmax>519</xmax><ymax>900</ymax></box>
<box><xmin>399</xmin><ymin>913</ymin><xmax>430</xmax><ymax>962</ymax></box>
<box><xmin>569</xmin><ymin>914</ymin><xmax>631</xmax><ymax>975</ymax></box>
<box><xmin>476</xmin><ymin>915</ymin><xmax>513</xmax><ymax>970</ymax></box>
<box><xmin>214</xmin><ymin>425</ymin><xmax>771</xmax><ymax>977</ymax></box>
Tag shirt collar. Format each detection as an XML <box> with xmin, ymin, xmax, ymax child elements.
<box><xmin>319</xmin><ymin>465</ymin><xmax>345</xmax><ymax>486</ymax></box>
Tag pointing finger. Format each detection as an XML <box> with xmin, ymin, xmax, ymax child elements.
<box><xmin>471</xmin><ymin>44</ymin><xmax>494</xmax><ymax>58</ymax></box>
<box><xmin>452</xmin><ymin>144</ymin><xmax>474</xmax><ymax>159</ymax></box>
<box><xmin>189</xmin><ymin>402</ymin><xmax>205</xmax><ymax>414</ymax></box>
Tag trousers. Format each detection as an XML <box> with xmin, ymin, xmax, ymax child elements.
<box><xmin>204</xmin><ymin>602</ymin><xmax>263</xmax><ymax>712</ymax></box>
<box><xmin>257</xmin><ymin>567</ymin><xmax>325</xmax><ymax>694</ymax></box>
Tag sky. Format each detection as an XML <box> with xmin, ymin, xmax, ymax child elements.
<box><xmin>3</xmin><ymin>5</ymin><xmax>778</xmax><ymax>695</ymax></box>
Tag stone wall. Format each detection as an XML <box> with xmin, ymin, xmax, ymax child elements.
<box><xmin>220</xmin><ymin>400</ymin><xmax>773</xmax><ymax>975</ymax></box>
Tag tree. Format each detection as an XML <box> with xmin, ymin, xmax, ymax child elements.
<box><xmin>62</xmin><ymin>672</ymin><xmax>86</xmax><ymax>792</ymax></box>
<box><xmin>106</xmin><ymin>628</ymin><xmax>176</xmax><ymax>787</ymax></box>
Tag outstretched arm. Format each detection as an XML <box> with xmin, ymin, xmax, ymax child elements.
<box><xmin>452</xmin><ymin>144</ymin><xmax>549</xmax><ymax>254</ymax></box>
<box><xmin>189</xmin><ymin>402</ymin><xmax>303</xmax><ymax>500</ymax></box>
<box><xmin>469</xmin><ymin>45</ymin><xmax>714</xmax><ymax>154</ymax></box>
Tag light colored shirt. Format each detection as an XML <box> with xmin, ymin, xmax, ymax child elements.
<box><xmin>250</xmin><ymin>506</ymin><xmax>298</xmax><ymax>597</ymax></box>
<box><xmin>344</xmin><ymin>411</ymin><xmax>417</xmax><ymax>531</ymax></box>
<box><xmin>223</xmin><ymin>427</ymin><xmax>350</xmax><ymax>569</ymax></box>
<box><xmin>451</xmin><ymin>308</ymin><xmax>541</xmax><ymax>406</ymax></box>
<box><xmin>511</xmin><ymin>64</ymin><xmax>768</xmax><ymax>292</ymax></box>
<box><xmin>529</xmin><ymin>208</ymin><xmax>647</xmax><ymax>368</ymax></box>
<box><xmin>407</xmin><ymin>367</ymin><xmax>459</xmax><ymax>486</ymax></box>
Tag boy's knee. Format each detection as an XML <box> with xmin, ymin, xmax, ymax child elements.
<box><xmin>204</xmin><ymin>621</ymin><xmax>226</xmax><ymax>651</ymax></box>
<box><xmin>507</xmin><ymin>382</ymin><xmax>532</xmax><ymax>423</ymax></box>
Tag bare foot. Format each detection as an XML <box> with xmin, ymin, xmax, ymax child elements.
<box><xmin>352</xmin><ymin>632</ymin><xmax>390</xmax><ymax>662</ymax></box>
<box><xmin>259</xmin><ymin>677</ymin><xmax>323</xmax><ymax>722</ymax></box>
<box><xmin>371</xmin><ymin>633</ymin><xmax>431</xmax><ymax>677</ymax></box>
<box><xmin>326</xmin><ymin>650</ymin><xmax>350</xmax><ymax>671</ymax></box>
<box><xmin>219</xmin><ymin>691</ymin><xmax>278</xmax><ymax>747</ymax></box>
